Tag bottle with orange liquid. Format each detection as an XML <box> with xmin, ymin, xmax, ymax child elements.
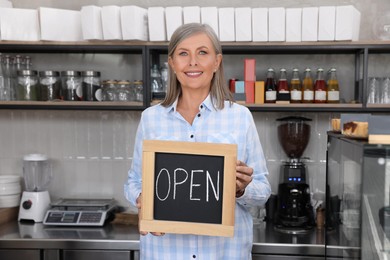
<box><xmin>327</xmin><ymin>68</ymin><xmax>340</xmax><ymax>103</ymax></box>
<box><xmin>314</xmin><ymin>68</ymin><xmax>326</xmax><ymax>103</ymax></box>
<box><xmin>290</xmin><ymin>68</ymin><xmax>302</xmax><ymax>103</ymax></box>
<box><xmin>302</xmin><ymin>68</ymin><xmax>314</xmax><ymax>103</ymax></box>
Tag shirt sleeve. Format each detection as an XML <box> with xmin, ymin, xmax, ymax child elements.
<box><xmin>124</xmin><ymin>115</ymin><xmax>144</xmax><ymax>207</ymax></box>
<box><xmin>236</xmin><ymin>111</ymin><xmax>271</xmax><ymax>207</ymax></box>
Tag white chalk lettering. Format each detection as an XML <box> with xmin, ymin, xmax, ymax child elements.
<box><xmin>206</xmin><ymin>170</ymin><xmax>220</xmax><ymax>202</ymax></box>
<box><xmin>190</xmin><ymin>170</ymin><xmax>203</xmax><ymax>201</ymax></box>
<box><xmin>173</xmin><ymin>168</ymin><xmax>188</xmax><ymax>200</ymax></box>
<box><xmin>155</xmin><ymin>168</ymin><xmax>170</xmax><ymax>201</ymax></box>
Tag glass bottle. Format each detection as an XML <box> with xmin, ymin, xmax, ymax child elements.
<box><xmin>314</xmin><ymin>68</ymin><xmax>327</xmax><ymax>103</ymax></box>
<box><xmin>302</xmin><ymin>68</ymin><xmax>314</xmax><ymax>103</ymax></box>
<box><xmin>150</xmin><ymin>64</ymin><xmax>162</xmax><ymax>95</ymax></box>
<box><xmin>2</xmin><ymin>55</ymin><xmax>12</xmax><ymax>101</ymax></box>
<box><xmin>0</xmin><ymin>53</ymin><xmax>4</xmax><ymax>101</ymax></box>
<box><xmin>116</xmin><ymin>80</ymin><xmax>132</xmax><ymax>102</ymax></box>
<box><xmin>16</xmin><ymin>70</ymin><xmax>39</xmax><ymax>101</ymax></box>
<box><xmin>39</xmin><ymin>71</ymin><xmax>61</xmax><ymax>101</ymax></box>
<box><xmin>82</xmin><ymin>70</ymin><xmax>102</xmax><ymax>101</ymax></box>
<box><xmin>264</xmin><ymin>68</ymin><xmax>277</xmax><ymax>103</ymax></box>
<box><xmin>160</xmin><ymin>62</ymin><xmax>168</xmax><ymax>93</ymax></box>
<box><xmin>327</xmin><ymin>68</ymin><xmax>340</xmax><ymax>103</ymax></box>
<box><xmin>277</xmin><ymin>68</ymin><xmax>290</xmax><ymax>101</ymax></box>
<box><xmin>102</xmin><ymin>80</ymin><xmax>117</xmax><ymax>101</ymax></box>
<box><xmin>134</xmin><ymin>80</ymin><xmax>144</xmax><ymax>102</ymax></box>
<box><xmin>61</xmin><ymin>71</ymin><xmax>82</xmax><ymax>101</ymax></box>
<box><xmin>290</xmin><ymin>68</ymin><xmax>302</xmax><ymax>103</ymax></box>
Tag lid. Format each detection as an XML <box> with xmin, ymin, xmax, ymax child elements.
<box><xmin>61</xmin><ymin>70</ymin><xmax>81</xmax><ymax>77</ymax></box>
<box><xmin>102</xmin><ymin>79</ymin><xmax>117</xmax><ymax>84</ymax></box>
<box><xmin>17</xmin><ymin>70</ymin><xmax>38</xmax><ymax>76</ymax></box>
<box><xmin>133</xmin><ymin>80</ymin><xmax>143</xmax><ymax>85</ymax></box>
<box><xmin>304</xmin><ymin>68</ymin><xmax>311</xmax><ymax>72</ymax></box>
<box><xmin>23</xmin><ymin>153</ymin><xmax>48</xmax><ymax>161</ymax></box>
<box><xmin>276</xmin><ymin>116</ymin><xmax>312</xmax><ymax>122</ymax></box>
<box><xmin>82</xmin><ymin>70</ymin><xmax>101</xmax><ymax>77</ymax></box>
<box><xmin>267</xmin><ymin>68</ymin><xmax>274</xmax><ymax>72</ymax></box>
<box><xmin>39</xmin><ymin>71</ymin><xmax>60</xmax><ymax>77</ymax></box>
<box><xmin>118</xmin><ymin>80</ymin><xmax>131</xmax><ymax>85</ymax></box>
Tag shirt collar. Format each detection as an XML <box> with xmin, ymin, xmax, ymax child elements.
<box><xmin>167</xmin><ymin>94</ymin><xmax>216</xmax><ymax>113</ymax></box>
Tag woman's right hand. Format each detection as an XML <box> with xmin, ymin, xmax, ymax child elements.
<box><xmin>136</xmin><ymin>194</ymin><xmax>165</xmax><ymax>236</ymax></box>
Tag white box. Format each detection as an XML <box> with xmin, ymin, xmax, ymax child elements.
<box><xmin>148</xmin><ymin>7</ymin><xmax>166</xmax><ymax>41</ymax></box>
<box><xmin>318</xmin><ymin>6</ymin><xmax>336</xmax><ymax>41</ymax></box>
<box><xmin>165</xmin><ymin>6</ymin><xmax>183</xmax><ymax>41</ymax></box>
<box><xmin>183</xmin><ymin>6</ymin><xmax>200</xmax><ymax>24</ymax></box>
<box><xmin>286</xmin><ymin>8</ymin><xmax>302</xmax><ymax>42</ymax></box>
<box><xmin>218</xmin><ymin>8</ymin><xmax>235</xmax><ymax>42</ymax></box>
<box><xmin>101</xmin><ymin>6</ymin><xmax>122</xmax><ymax>40</ymax></box>
<box><xmin>0</xmin><ymin>0</ymin><xmax>12</xmax><ymax>8</ymax></box>
<box><xmin>0</xmin><ymin>8</ymin><xmax>40</xmax><ymax>41</ymax></box>
<box><xmin>39</xmin><ymin>7</ymin><xmax>82</xmax><ymax>41</ymax></box>
<box><xmin>302</xmin><ymin>7</ymin><xmax>318</xmax><ymax>42</ymax></box>
<box><xmin>201</xmin><ymin>7</ymin><xmax>219</xmax><ymax>37</ymax></box>
<box><xmin>80</xmin><ymin>6</ymin><xmax>103</xmax><ymax>40</ymax></box>
<box><xmin>121</xmin><ymin>5</ymin><xmax>148</xmax><ymax>41</ymax></box>
<box><xmin>268</xmin><ymin>7</ymin><xmax>285</xmax><ymax>42</ymax></box>
<box><xmin>252</xmin><ymin>8</ymin><xmax>268</xmax><ymax>42</ymax></box>
<box><xmin>235</xmin><ymin>7</ymin><xmax>252</xmax><ymax>42</ymax></box>
<box><xmin>335</xmin><ymin>5</ymin><xmax>361</xmax><ymax>41</ymax></box>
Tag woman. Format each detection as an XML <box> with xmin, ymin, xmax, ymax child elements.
<box><xmin>124</xmin><ymin>23</ymin><xmax>271</xmax><ymax>259</ymax></box>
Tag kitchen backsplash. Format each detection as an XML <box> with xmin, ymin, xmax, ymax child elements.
<box><xmin>0</xmin><ymin>110</ymin><xmax>334</xmax><ymax>211</ymax></box>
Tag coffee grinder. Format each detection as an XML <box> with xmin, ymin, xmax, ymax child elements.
<box><xmin>18</xmin><ymin>154</ymin><xmax>52</xmax><ymax>222</ymax></box>
<box><xmin>274</xmin><ymin>116</ymin><xmax>315</xmax><ymax>234</ymax></box>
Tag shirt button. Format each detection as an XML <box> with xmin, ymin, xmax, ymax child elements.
<box><xmin>200</xmin><ymin>105</ymin><xmax>203</xmax><ymax>109</ymax></box>
<box><xmin>192</xmin><ymin>255</ymin><xmax>196</xmax><ymax>258</ymax></box>
<box><xmin>197</xmin><ymin>114</ymin><xmax>201</xmax><ymax>117</ymax></box>
<box><xmin>190</xmin><ymin>135</ymin><xmax>194</xmax><ymax>138</ymax></box>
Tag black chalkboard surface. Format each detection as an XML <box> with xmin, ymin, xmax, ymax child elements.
<box><xmin>140</xmin><ymin>140</ymin><xmax>237</xmax><ymax>237</ymax></box>
<box><xmin>154</xmin><ymin>152</ymin><xmax>224</xmax><ymax>224</ymax></box>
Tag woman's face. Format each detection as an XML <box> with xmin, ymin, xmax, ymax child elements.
<box><xmin>168</xmin><ymin>32</ymin><xmax>221</xmax><ymax>93</ymax></box>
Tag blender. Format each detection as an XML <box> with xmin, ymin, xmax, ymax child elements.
<box><xmin>274</xmin><ymin>116</ymin><xmax>315</xmax><ymax>233</ymax></box>
<box><xmin>18</xmin><ymin>154</ymin><xmax>52</xmax><ymax>222</ymax></box>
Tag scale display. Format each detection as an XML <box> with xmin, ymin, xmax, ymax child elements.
<box><xmin>43</xmin><ymin>198</ymin><xmax>116</xmax><ymax>226</ymax></box>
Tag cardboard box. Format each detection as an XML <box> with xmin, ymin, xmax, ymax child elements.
<box><xmin>244</xmin><ymin>58</ymin><xmax>256</xmax><ymax>82</ymax></box>
<box><xmin>218</xmin><ymin>8</ymin><xmax>235</xmax><ymax>42</ymax></box>
<box><xmin>252</xmin><ymin>8</ymin><xmax>268</xmax><ymax>42</ymax></box>
<box><xmin>201</xmin><ymin>7</ymin><xmax>219</xmax><ymax>37</ymax></box>
<box><xmin>235</xmin><ymin>81</ymin><xmax>245</xmax><ymax>93</ymax></box>
<box><xmin>121</xmin><ymin>6</ymin><xmax>148</xmax><ymax>41</ymax></box>
<box><xmin>245</xmin><ymin>81</ymin><xmax>255</xmax><ymax>103</ymax></box>
<box><xmin>255</xmin><ymin>81</ymin><xmax>265</xmax><ymax>104</ymax></box>
<box><xmin>0</xmin><ymin>8</ymin><xmax>40</xmax><ymax>41</ymax></box>
<box><xmin>165</xmin><ymin>6</ymin><xmax>183</xmax><ymax>41</ymax></box>
<box><xmin>80</xmin><ymin>5</ymin><xmax>103</xmax><ymax>40</ymax></box>
<box><xmin>39</xmin><ymin>7</ymin><xmax>83</xmax><ymax>41</ymax></box>
<box><xmin>335</xmin><ymin>5</ymin><xmax>361</xmax><ymax>41</ymax></box>
<box><xmin>183</xmin><ymin>6</ymin><xmax>200</xmax><ymax>24</ymax></box>
<box><xmin>268</xmin><ymin>7</ymin><xmax>285</xmax><ymax>42</ymax></box>
<box><xmin>101</xmin><ymin>6</ymin><xmax>122</xmax><ymax>40</ymax></box>
<box><xmin>286</xmin><ymin>8</ymin><xmax>302</xmax><ymax>42</ymax></box>
<box><xmin>318</xmin><ymin>6</ymin><xmax>336</xmax><ymax>41</ymax></box>
<box><xmin>235</xmin><ymin>7</ymin><xmax>252</xmax><ymax>42</ymax></box>
<box><xmin>148</xmin><ymin>7</ymin><xmax>166</xmax><ymax>41</ymax></box>
<box><xmin>302</xmin><ymin>7</ymin><xmax>318</xmax><ymax>42</ymax></box>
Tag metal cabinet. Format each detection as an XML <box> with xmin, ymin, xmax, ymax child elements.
<box><xmin>63</xmin><ymin>250</ymin><xmax>132</xmax><ymax>260</ymax></box>
<box><xmin>252</xmin><ymin>255</ymin><xmax>325</xmax><ymax>259</ymax></box>
<box><xmin>0</xmin><ymin>249</ymin><xmax>40</xmax><ymax>260</ymax></box>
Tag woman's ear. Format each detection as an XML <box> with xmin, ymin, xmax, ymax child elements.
<box><xmin>215</xmin><ymin>53</ymin><xmax>222</xmax><ymax>70</ymax></box>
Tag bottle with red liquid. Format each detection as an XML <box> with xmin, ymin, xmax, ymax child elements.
<box><xmin>314</xmin><ymin>68</ymin><xmax>326</xmax><ymax>103</ymax></box>
<box><xmin>277</xmin><ymin>68</ymin><xmax>290</xmax><ymax>101</ymax></box>
<box><xmin>265</xmin><ymin>68</ymin><xmax>277</xmax><ymax>103</ymax></box>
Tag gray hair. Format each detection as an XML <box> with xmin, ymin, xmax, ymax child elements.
<box><xmin>161</xmin><ymin>23</ymin><xmax>233</xmax><ymax>109</ymax></box>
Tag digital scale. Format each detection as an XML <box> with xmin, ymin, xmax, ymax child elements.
<box><xmin>43</xmin><ymin>198</ymin><xmax>117</xmax><ymax>226</ymax></box>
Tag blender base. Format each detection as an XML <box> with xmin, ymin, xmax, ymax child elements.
<box><xmin>18</xmin><ymin>191</ymin><xmax>51</xmax><ymax>222</ymax></box>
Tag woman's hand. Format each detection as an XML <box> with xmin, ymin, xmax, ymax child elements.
<box><xmin>235</xmin><ymin>160</ymin><xmax>253</xmax><ymax>198</ymax></box>
<box><xmin>136</xmin><ymin>194</ymin><xmax>165</xmax><ymax>236</ymax></box>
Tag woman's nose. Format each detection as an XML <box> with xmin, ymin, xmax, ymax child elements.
<box><xmin>189</xmin><ymin>54</ymin><xmax>198</xmax><ymax>66</ymax></box>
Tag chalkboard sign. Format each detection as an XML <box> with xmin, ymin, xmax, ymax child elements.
<box><xmin>140</xmin><ymin>140</ymin><xmax>237</xmax><ymax>237</ymax></box>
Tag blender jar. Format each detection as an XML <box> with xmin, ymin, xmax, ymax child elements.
<box><xmin>23</xmin><ymin>154</ymin><xmax>52</xmax><ymax>192</ymax></box>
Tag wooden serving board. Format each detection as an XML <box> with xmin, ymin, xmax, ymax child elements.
<box><xmin>0</xmin><ymin>207</ymin><xmax>18</xmax><ymax>225</ymax></box>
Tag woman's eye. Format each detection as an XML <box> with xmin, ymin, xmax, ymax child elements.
<box><xmin>178</xmin><ymin>52</ymin><xmax>188</xmax><ymax>56</ymax></box>
<box><xmin>199</xmin><ymin>50</ymin><xmax>207</xmax><ymax>55</ymax></box>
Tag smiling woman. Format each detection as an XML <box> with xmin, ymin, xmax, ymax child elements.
<box><xmin>124</xmin><ymin>22</ymin><xmax>271</xmax><ymax>260</ymax></box>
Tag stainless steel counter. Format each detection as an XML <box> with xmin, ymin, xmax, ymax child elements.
<box><xmin>0</xmin><ymin>220</ymin><xmax>326</xmax><ymax>257</ymax></box>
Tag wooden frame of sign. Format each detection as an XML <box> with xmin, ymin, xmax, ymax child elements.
<box><xmin>140</xmin><ymin>140</ymin><xmax>237</xmax><ymax>237</ymax></box>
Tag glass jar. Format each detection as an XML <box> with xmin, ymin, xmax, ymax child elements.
<box><xmin>82</xmin><ymin>70</ymin><xmax>102</xmax><ymax>101</ymax></box>
<box><xmin>16</xmin><ymin>70</ymin><xmax>39</xmax><ymax>101</ymax></box>
<box><xmin>39</xmin><ymin>71</ymin><xmax>61</xmax><ymax>101</ymax></box>
<box><xmin>61</xmin><ymin>71</ymin><xmax>82</xmax><ymax>101</ymax></box>
<box><xmin>134</xmin><ymin>80</ymin><xmax>144</xmax><ymax>102</ymax></box>
<box><xmin>101</xmin><ymin>80</ymin><xmax>117</xmax><ymax>101</ymax></box>
<box><xmin>116</xmin><ymin>80</ymin><xmax>133</xmax><ymax>101</ymax></box>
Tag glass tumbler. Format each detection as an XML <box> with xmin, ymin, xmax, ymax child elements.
<box><xmin>381</xmin><ymin>77</ymin><xmax>390</xmax><ymax>104</ymax></box>
<box><xmin>367</xmin><ymin>77</ymin><xmax>381</xmax><ymax>104</ymax></box>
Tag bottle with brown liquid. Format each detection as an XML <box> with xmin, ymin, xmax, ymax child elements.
<box><xmin>277</xmin><ymin>68</ymin><xmax>290</xmax><ymax>101</ymax></box>
<box><xmin>302</xmin><ymin>68</ymin><xmax>314</xmax><ymax>103</ymax></box>
<box><xmin>265</xmin><ymin>68</ymin><xmax>277</xmax><ymax>103</ymax></box>
<box><xmin>290</xmin><ymin>68</ymin><xmax>302</xmax><ymax>103</ymax></box>
<box><xmin>327</xmin><ymin>68</ymin><xmax>340</xmax><ymax>103</ymax></box>
<box><xmin>314</xmin><ymin>68</ymin><xmax>326</xmax><ymax>103</ymax></box>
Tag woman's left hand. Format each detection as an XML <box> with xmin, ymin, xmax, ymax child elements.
<box><xmin>235</xmin><ymin>160</ymin><xmax>253</xmax><ymax>197</ymax></box>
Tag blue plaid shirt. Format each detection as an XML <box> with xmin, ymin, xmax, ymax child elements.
<box><xmin>125</xmin><ymin>95</ymin><xmax>271</xmax><ymax>260</ymax></box>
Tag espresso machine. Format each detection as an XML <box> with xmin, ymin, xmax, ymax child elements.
<box><xmin>274</xmin><ymin>116</ymin><xmax>315</xmax><ymax>234</ymax></box>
